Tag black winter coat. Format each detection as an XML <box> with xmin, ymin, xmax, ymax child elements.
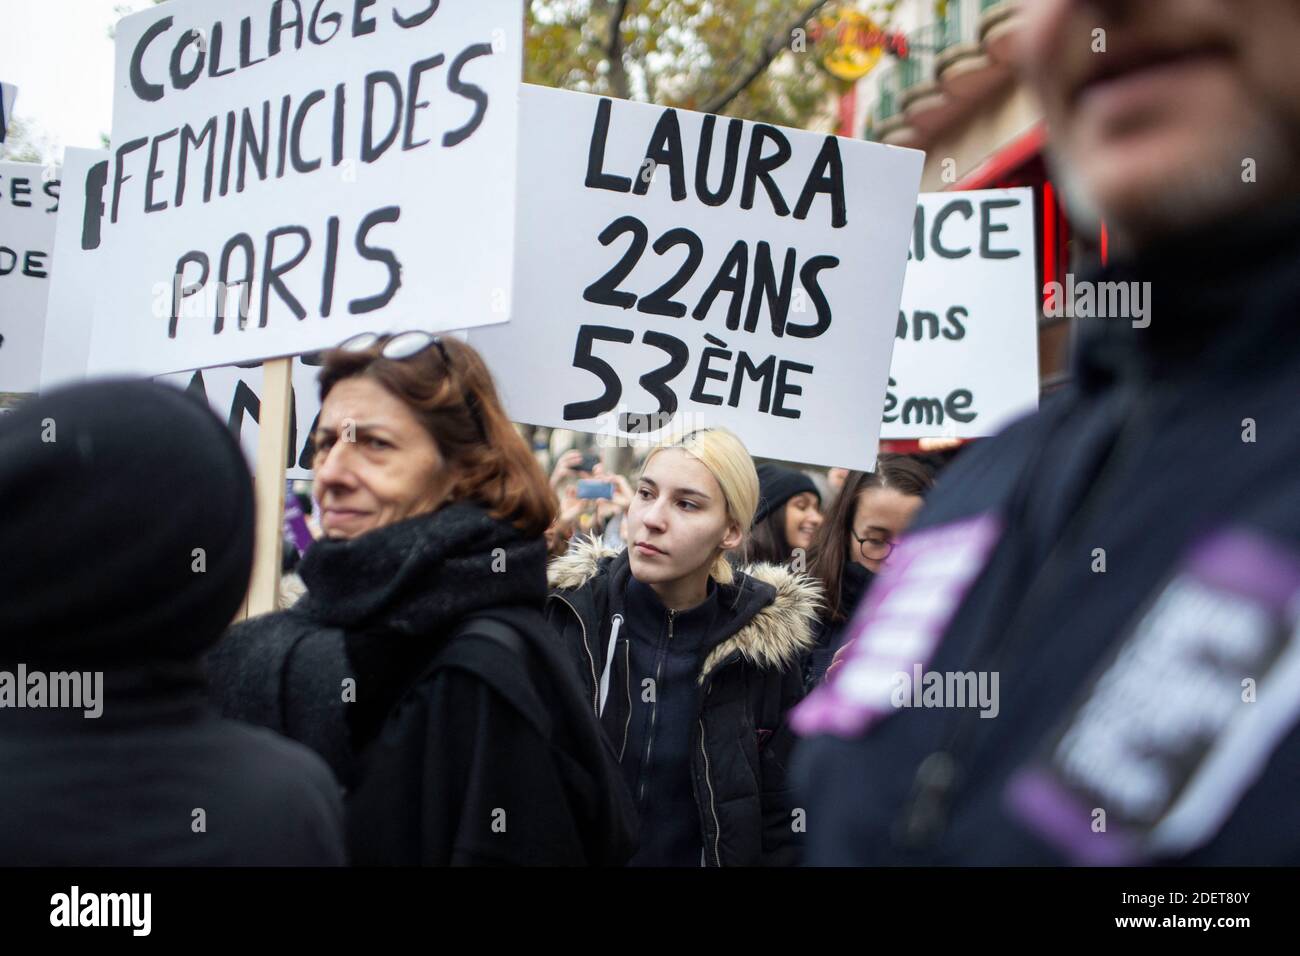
<box><xmin>206</xmin><ymin>503</ymin><xmax>637</xmax><ymax>866</ymax></box>
<box><xmin>803</xmin><ymin>561</ymin><xmax>874</xmax><ymax>692</ymax></box>
<box><xmin>0</xmin><ymin>664</ymin><xmax>345</xmax><ymax>866</ymax></box>
<box><xmin>546</xmin><ymin>537</ymin><xmax>821</xmax><ymax>866</ymax></box>
<box><xmin>793</xmin><ymin>204</ymin><xmax>1300</xmax><ymax>865</ymax></box>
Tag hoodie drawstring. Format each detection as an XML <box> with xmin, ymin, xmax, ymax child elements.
<box><xmin>597</xmin><ymin>614</ymin><xmax>624</xmax><ymax>717</ymax></box>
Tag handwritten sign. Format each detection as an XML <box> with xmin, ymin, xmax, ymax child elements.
<box><xmin>883</xmin><ymin>188</ymin><xmax>1038</xmax><ymax>439</ymax></box>
<box><xmin>1</xmin><ymin>160</ymin><xmax>60</xmax><ymax>392</ymax></box>
<box><xmin>472</xmin><ymin>84</ymin><xmax>922</xmax><ymax>470</ymax></box>
<box><xmin>87</xmin><ymin>0</ymin><xmax>522</xmax><ymax>378</ymax></box>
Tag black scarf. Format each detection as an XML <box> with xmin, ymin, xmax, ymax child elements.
<box><xmin>839</xmin><ymin>560</ymin><xmax>873</xmax><ymax>623</ymax></box>
<box><xmin>295</xmin><ymin>501</ymin><xmax>549</xmax><ymax>751</ymax></box>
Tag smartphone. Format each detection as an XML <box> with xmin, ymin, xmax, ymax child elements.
<box><xmin>577</xmin><ymin>479</ymin><xmax>614</xmax><ymax>500</ymax></box>
<box><xmin>577</xmin><ymin>453</ymin><xmax>601</xmax><ymax>473</ymax></box>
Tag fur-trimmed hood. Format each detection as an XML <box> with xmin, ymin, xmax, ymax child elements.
<box><xmin>548</xmin><ymin>536</ymin><xmax>822</xmax><ymax>683</ymax></box>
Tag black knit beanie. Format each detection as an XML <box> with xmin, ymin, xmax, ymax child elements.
<box><xmin>752</xmin><ymin>463</ymin><xmax>820</xmax><ymax>526</ymax></box>
<box><xmin>0</xmin><ymin>380</ymin><xmax>254</xmax><ymax>668</ymax></box>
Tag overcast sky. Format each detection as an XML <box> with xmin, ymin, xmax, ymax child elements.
<box><xmin>1</xmin><ymin>0</ymin><xmax>150</xmax><ymax>161</ymax></box>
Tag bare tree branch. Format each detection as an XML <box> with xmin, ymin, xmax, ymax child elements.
<box><xmin>606</xmin><ymin>0</ymin><xmax>634</xmax><ymax>99</ymax></box>
<box><xmin>700</xmin><ymin>0</ymin><xmax>835</xmax><ymax>116</ymax></box>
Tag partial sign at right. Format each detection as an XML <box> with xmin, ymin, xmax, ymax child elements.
<box><xmin>882</xmin><ymin>187</ymin><xmax>1038</xmax><ymax>440</ymax></box>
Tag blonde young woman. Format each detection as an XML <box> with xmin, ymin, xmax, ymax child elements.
<box><xmin>545</xmin><ymin>428</ymin><xmax>822</xmax><ymax>866</ymax></box>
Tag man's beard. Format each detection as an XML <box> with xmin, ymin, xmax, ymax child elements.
<box><xmin>1047</xmin><ymin>110</ymin><xmax>1298</xmax><ymax>252</ymax></box>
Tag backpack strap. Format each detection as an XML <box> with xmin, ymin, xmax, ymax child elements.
<box><xmin>436</xmin><ymin>612</ymin><xmax>554</xmax><ymax>740</ymax></box>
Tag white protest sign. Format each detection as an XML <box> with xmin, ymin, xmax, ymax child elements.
<box><xmin>1</xmin><ymin>160</ymin><xmax>60</xmax><ymax>393</ymax></box>
<box><xmin>41</xmin><ymin>148</ymin><xmax>109</xmax><ymax>392</ymax></box>
<box><xmin>89</xmin><ymin>0</ymin><xmax>522</xmax><ymax>378</ymax></box>
<box><xmin>162</xmin><ymin>358</ymin><xmax>322</xmax><ymax>479</ymax></box>
<box><xmin>883</xmin><ymin>188</ymin><xmax>1038</xmax><ymax>439</ymax></box>
<box><xmin>472</xmin><ymin>84</ymin><xmax>922</xmax><ymax>471</ymax></box>
<box><xmin>0</xmin><ymin>83</ymin><xmax>16</xmax><ymax>143</ymax></box>
<box><xmin>44</xmin><ymin>149</ymin><xmax>318</xmax><ymax>477</ymax></box>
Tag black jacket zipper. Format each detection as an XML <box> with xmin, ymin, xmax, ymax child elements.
<box><xmin>635</xmin><ymin>608</ymin><xmax>675</xmax><ymax>806</ymax></box>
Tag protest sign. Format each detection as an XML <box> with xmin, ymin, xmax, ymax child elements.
<box><xmin>0</xmin><ymin>83</ymin><xmax>16</xmax><ymax>143</ymax></box>
<box><xmin>162</xmin><ymin>357</ymin><xmax>321</xmax><ymax>480</ymax></box>
<box><xmin>883</xmin><ymin>187</ymin><xmax>1038</xmax><ymax>439</ymax></box>
<box><xmin>40</xmin><ymin>148</ymin><xmax>107</xmax><ymax>392</ymax></box>
<box><xmin>88</xmin><ymin>0</ymin><xmax>522</xmax><ymax>378</ymax></box>
<box><xmin>44</xmin><ymin>149</ymin><xmax>319</xmax><ymax>480</ymax></box>
<box><xmin>1</xmin><ymin>159</ymin><xmax>60</xmax><ymax>393</ymax></box>
<box><xmin>471</xmin><ymin>84</ymin><xmax>922</xmax><ymax>471</ymax></box>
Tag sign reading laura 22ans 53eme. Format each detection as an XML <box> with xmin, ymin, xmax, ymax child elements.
<box><xmin>472</xmin><ymin>84</ymin><xmax>923</xmax><ymax>471</ymax></box>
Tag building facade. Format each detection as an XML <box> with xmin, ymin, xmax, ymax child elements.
<box><xmin>839</xmin><ymin>0</ymin><xmax>1106</xmax><ymax>404</ymax></box>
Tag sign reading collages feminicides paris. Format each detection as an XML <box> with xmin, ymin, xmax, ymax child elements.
<box><xmin>883</xmin><ymin>188</ymin><xmax>1039</xmax><ymax>439</ymax></box>
<box><xmin>44</xmin><ymin>149</ymin><xmax>323</xmax><ymax>480</ymax></box>
<box><xmin>88</xmin><ymin>0</ymin><xmax>520</xmax><ymax>378</ymax></box>
<box><xmin>472</xmin><ymin>85</ymin><xmax>923</xmax><ymax>471</ymax></box>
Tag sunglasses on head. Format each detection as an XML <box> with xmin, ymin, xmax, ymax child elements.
<box><xmin>334</xmin><ymin>331</ymin><xmax>487</xmax><ymax>440</ymax></box>
<box><xmin>337</xmin><ymin>330</ymin><xmax>452</xmax><ymax>362</ymax></box>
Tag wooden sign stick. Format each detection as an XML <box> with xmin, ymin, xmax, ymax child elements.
<box><xmin>242</xmin><ymin>356</ymin><xmax>294</xmax><ymax>619</ymax></box>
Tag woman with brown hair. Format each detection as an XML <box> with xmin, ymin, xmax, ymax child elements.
<box><xmin>802</xmin><ymin>454</ymin><xmax>934</xmax><ymax>690</ymax></box>
<box><xmin>207</xmin><ymin>331</ymin><xmax>636</xmax><ymax>866</ymax></box>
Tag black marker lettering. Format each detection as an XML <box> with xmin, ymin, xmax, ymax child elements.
<box><xmin>176</xmin><ymin>118</ymin><xmax>217</xmax><ymax>206</ymax></box>
<box><xmin>695</xmin><ymin>114</ymin><xmax>742</xmax><ymax>206</ymax></box>
<box><xmin>291</xmin><ymin>89</ymin><xmax>326</xmax><ymax>172</ymax></box>
<box><xmin>740</xmin><ymin>125</ymin><xmax>791</xmax><ymax>216</ymax></box>
<box><xmin>744</xmin><ymin>242</ymin><xmax>796</xmax><ymax>336</ymax></box>
<box><xmin>237</xmin><ymin>102</ymin><xmax>271</xmax><ymax>193</ymax></box>
<box><xmin>145</xmin><ymin>127</ymin><xmax>178</xmax><ymax>212</ymax></box>
<box><xmin>443</xmin><ymin>42</ymin><xmax>492</xmax><ymax>148</ymax></box>
<box><xmin>130</xmin><ymin>15</ymin><xmax>172</xmax><ymax>103</ymax></box>
<box><xmin>786</xmin><ymin>254</ymin><xmax>837</xmax><ymax>339</ymax></box>
<box><xmin>349</xmin><ymin>205</ymin><xmax>402</xmax><ymax>313</ymax></box>
<box><xmin>633</xmin><ymin>108</ymin><xmax>686</xmax><ymax>201</ymax></box>
<box><xmin>361</xmin><ymin>71</ymin><xmax>402</xmax><ymax>162</ymax></box>
<box><xmin>260</xmin><ymin>224</ymin><xmax>311</xmax><ymax>324</ymax></box>
<box><xmin>585</xmin><ymin>99</ymin><xmax>632</xmax><ymax>193</ymax></box>
<box><xmin>402</xmin><ymin>54</ymin><xmax>445</xmax><ymax>151</ymax></box>
<box><xmin>693</xmin><ymin>240</ymin><xmax>748</xmax><ymax>330</ymax></box>
<box><xmin>269</xmin><ymin>0</ymin><xmax>304</xmax><ymax>56</ymax></box>
<box><xmin>393</xmin><ymin>0</ymin><xmax>438</xmax><ymax>29</ymax></box>
<box><xmin>793</xmin><ymin>136</ymin><xmax>847</xmax><ymax>227</ymax></box>
<box><xmin>773</xmin><ymin>359</ymin><xmax>812</xmax><ymax>419</ymax></box>
<box><xmin>215</xmin><ymin>233</ymin><xmax>255</xmax><ymax>334</ymax></box>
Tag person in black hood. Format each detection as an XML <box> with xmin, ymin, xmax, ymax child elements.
<box><xmin>793</xmin><ymin>0</ymin><xmax>1300</xmax><ymax>866</ymax></box>
<box><xmin>0</xmin><ymin>380</ymin><xmax>345</xmax><ymax>865</ymax></box>
<box><xmin>547</xmin><ymin>428</ymin><xmax>822</xmax><ymax>866</ymax></box>
<box><xmin>206</xmin><ymin>332</ymin><xmax>636</xmax><ymax>866</ymax></box>
<box><xmin>743</xmin><ymin>463</ymin><xmax>824</xmax><ymax>567</ymax></box>
<box><xmin>802</xmin><ymin>456</ymin><xmax>933</xmax><ymax>692</ymax></box>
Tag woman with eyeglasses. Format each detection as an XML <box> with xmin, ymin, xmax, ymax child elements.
<box><xmin>802</xmin><ymin>455</ymin><xmax>934</xmax><ymax>691</ymax></box>
<box><xmin>207</xmin><ymin>331</ymin><xmax>637</xmax><ymax>866</ymax></box>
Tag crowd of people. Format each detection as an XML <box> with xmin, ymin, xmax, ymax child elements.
<box><xmin>0</xmin><ymin>330</ymin><xmax>939</xmax><ymax>866</ymax></box>
<box><xmin>3</xmin><ymin>0</ymin><xmax>1300</xmax><ymax>867</ymax></box>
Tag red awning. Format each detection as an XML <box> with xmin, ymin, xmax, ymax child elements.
<box><xmin>951</xmin><ymin>123</ymin><xmax>1045</xmax><ymax>190</ymax></box>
